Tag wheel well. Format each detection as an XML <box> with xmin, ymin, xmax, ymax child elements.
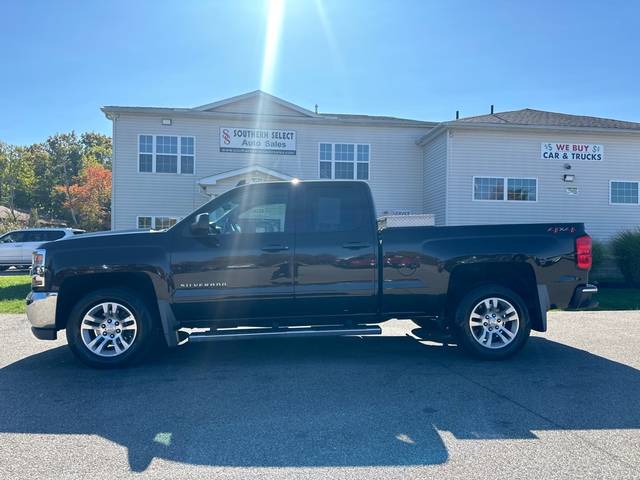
<box><xmin>446</xmin><ymin>262</ymin><xmax>544</xmax><ymax>331</ymax></box>
<box><xmin>56</xmin><ymin>272</ymin><xmax>159</xmax><ymax>329</ymax></box>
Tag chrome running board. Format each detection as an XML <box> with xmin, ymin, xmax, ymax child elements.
<box><xmin>187</xmin><ymin>325</ymin><xmax>382</xmax><ymax>343</ymax></box>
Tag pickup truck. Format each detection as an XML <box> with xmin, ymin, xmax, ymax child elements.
<box><xmin>26</xmin><ymin>180</ymin><xmax>597</xmax><ymax>368</ymax></box>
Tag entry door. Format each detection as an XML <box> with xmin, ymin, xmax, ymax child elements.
<box><xmin>170</xmin><ymin>183</ymin><xmax>295</xmax><ymax>323</ymax></box>
<box><xmin>292</xmin><ymin>183</ymin><xmax>378</xmax><ymax>320</ymax></box>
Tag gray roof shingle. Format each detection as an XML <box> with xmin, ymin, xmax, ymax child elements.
<box><xmin>450</xmin><ymin>108</ymin><xmax>640</xmax><ymax>130</ymax></box>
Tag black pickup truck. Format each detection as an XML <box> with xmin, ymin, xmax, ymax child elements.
<box><xmin>26</xmin><ymin>180</ymin><xmax>597</xmax><ymax>368</ymax></box>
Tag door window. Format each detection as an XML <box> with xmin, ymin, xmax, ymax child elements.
<box><xmin>22</xmin><ymin>231</ymin><xmax>45</xmax><ymax>242</ymax></box>
<box><xmin>205</xmin><ymin>186</ymin><xmax>289</xmax><ymax>235</ymax></box>
<box><xmin>298</xmin><ymin>185</ymin><xmax>368</xmax><ymax>233</ymax></box>
<box><xmin>1</xmin><ymin>232</ymin><xmax>26</xmax><ymax>243</ymax></box>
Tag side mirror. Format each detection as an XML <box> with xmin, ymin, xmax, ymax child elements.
<box><xmin>190</xmin><ymin>213</ymin><xmax>211</xmax><ymax>235</ymax></box>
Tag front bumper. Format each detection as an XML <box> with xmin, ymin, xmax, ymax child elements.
<box><xmin>26</xmin><ymin>291</ymin><xmax>58</xmax><ymax>339</ymax></box>
<box><xmin>568</xmin><ymin>283</ymin><xmax>599</xmax><ymax>310</ymax></box>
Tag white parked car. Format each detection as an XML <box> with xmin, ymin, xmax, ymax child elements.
<box><xmin>0</xmin><ymin>228</ymin><xmax>84</xmax><ymax>270</ymax></box>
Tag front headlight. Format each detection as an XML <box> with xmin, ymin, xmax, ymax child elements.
<box><xmin>31</xmin><ymin>249</ymin><xmax>46</xmax><ymax>288</ymax></box>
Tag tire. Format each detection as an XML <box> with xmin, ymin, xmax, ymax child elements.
<box><xmin>66</xmin><ymin>288</ymin><xmax>160</xmax><ymax>368</ymax></box>
<box><xmin>453</xmin><ymin>284</ymin><xmax>531</xmax><ymax>360</ymax></box>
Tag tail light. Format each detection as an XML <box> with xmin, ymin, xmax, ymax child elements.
<box><xmin>576</xmin><ymin>235</ymin><xmax>592</xmax><ymax>270</ymax></box>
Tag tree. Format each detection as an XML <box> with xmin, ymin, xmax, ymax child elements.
<box><xmin>21</xmin><ymin>143</ymin><xmax>64</xmax><ymax>220</ymax></box>
<box><xmin>0</xmin><ymin>131</ymin><xmax>112</xmax><ymax>229</ymax></box>
<box><xmin>0</xmin><ymin>141</ymin><xmax>35</xmax><ymax>220</ymax></box>
<box><xmin>81</xmin><ymin>132</ymin><xmax>112</xmax><ymax>169</ymax></box>
<box><xmin>45</xmin><ymin>132</ymin><xmax>85</xmax><ymax>225</ymax></box>
<box><xmin>57</xmin><ymin>164</ymin><xmax>111</xmax><ymax>231</ymax></box>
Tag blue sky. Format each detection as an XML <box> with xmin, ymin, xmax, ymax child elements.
<box><xmin>2</xmin><ymin>0</ymin><xmax>639</xmax><ymax>145</ymax></box>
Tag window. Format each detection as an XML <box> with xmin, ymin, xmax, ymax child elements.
<box><xmin>318</xmin><ymin>143</ymin><xmax>370</xmax><ymax>180</ymax></box>
<box><xmin>24</xmin><ymin>231</ymin><xmax>65</xmax><ymax>242</ymax></box>
<box><xmin>139</xmin><ymin>135</ymin><xmax>153</xmax><ymax>172</ymax></box>
<box><xmin>357</xmin><ymin>145</ymin><xmax>369</xmax><ymax>180</ymax></box>
<box><xmin>203</xmin><ymin>185</ymin><xmax>289</xmax><ymax>234</ymax></box>
<box><xmin>298</xmin><ymin>184</ymin><xmax>368</xmax><ymax>233</ymax></box>
<box><xmin>28</xmin><ymin>231</ymin><xmax>65</xmax><ymax>242</ymax></box>
<box><xmin>507</xmin><ymin>178</ymin><xmax>537</xmax><ymax>201</ymax></box>
<box><xmin>180</xmin><ymin>136</ymin><xmax>194</xmax><ymax>174</ymax></box>
<box><xmin>156</xmin><ymin>136</ymin><xmax>178</xmax><ymax>173</ymax></box>
<box><xmin>610</xmin><ymin>181</ymin><xmax>639</xmax><ymax>204</ymax></box>
<box><xmin>474</xmin><ymin>177</ymin><xmax>537</xmax><ymax>202</ymax></box>
<box><xmin>155</xmin><ymin>217</ymin><xmax>178</xmax><ymax>229</ymax></box>
<box><xmin>0</xmin><ymin>232</ymin><xmax>26</xmax><ymax>243</ymax></box>
<box><xmin>319</xmin><ymin>143</ymin><xmax>332</xmax><ymax>179</ymax></box>
<box><xmin>238</xmin><ymin>203</ymin><xmax>287</xmax><ymax>233</ymax></box>
<box><xmin>137</xmin><ymin>216</ymin><xmax>152</xmax><ymax>229</ymax></box>
<box><xmin>138</xmin><ymin>135</ymin><xmax>195</xmax><ymax>174</ymax></box>
<box><xmin>137</xmin><ymin>216</ymin><xmax>178</xmax><ymax>230</ymax></box>
<box><xmin>474</xmin><ymin>177</ymin><xmax>505</xmax><ymax>200</ymax></box>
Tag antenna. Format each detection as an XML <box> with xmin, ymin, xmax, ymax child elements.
<box><xmin>315</xmin><ymin>104</ymin><xmax>318</xmax><ymax>114</ymax></box>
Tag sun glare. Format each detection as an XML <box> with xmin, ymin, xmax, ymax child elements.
<box><xmin>260</xmin><ymin>0</ymin><xmax>285</xmax><ymax>93</ymax></box>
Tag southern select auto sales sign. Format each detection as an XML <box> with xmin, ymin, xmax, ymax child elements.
<box><xmin>220</xmin><ymin>127</ymin><xmax>296</xmax><ymax>155</ymax></box>
<box><xmin>541</xmin><ymin>142</ymin><xmax>604</xmax><ymax>161</ymax></box>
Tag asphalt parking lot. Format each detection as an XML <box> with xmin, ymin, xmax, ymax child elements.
<box><xmin>1</xmin><ymin>311</ymin><xmax>639</xmax><ymax>479</ymax></box>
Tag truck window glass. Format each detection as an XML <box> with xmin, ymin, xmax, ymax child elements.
<box><xmin>300</xmin><ymin>186</ymin><xmax>366</xmax><ymax>233</ymax></box>
<box><xmin>207</xmin><ymin>186</ymin><xmax>288</xmax><ymax>234</ymax></box>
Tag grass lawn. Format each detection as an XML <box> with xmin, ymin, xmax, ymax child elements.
<box><xmin>0</xmin><ymin>275</ymin><xmax>31</xmax><ymax>314</ymax></box>
<box><xmin>594</xmin><ymin>287</ymin><xmax>640</xmax><ymax>311</ymax></box>
<box><xmin>0</xmin><ymin>274</ymin><xmax>639</xmax><ymax>314</ymax></box>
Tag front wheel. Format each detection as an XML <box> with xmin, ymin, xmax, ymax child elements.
<box><xmin>454</xmin><ymin>284</ymin><xmax>531</xmax><ymax>360</ymax></box>
<box><xmin>66</xmin><ymin>288</ymin><xmax>159</xmax><ymax>368</ymax></box>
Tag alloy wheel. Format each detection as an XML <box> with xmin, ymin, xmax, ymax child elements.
<box><xmin>80</xmin><ymin>302</ymin><xmax>138</xmax><ymax>357</ymax></box>
<box><xmin>468</xmin><ymin>297</ymin><xmax>520</xmax><ymax>349</ymax></box>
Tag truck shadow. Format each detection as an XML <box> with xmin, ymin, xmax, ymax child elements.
<box><xmin>0</xmin><ymin>334</ymin><xmax>639</xmax><ymax>472</ymax></box>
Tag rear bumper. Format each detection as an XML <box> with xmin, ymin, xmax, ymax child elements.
<box><xmin>26</xmin><ymin>291</ymin><xmax>58</xmax><ymax>339</ymax></box>
<box><xmin>567</xmin><ymin>283</ymin><xmax>599</xmax><ymax>310</ymax></box>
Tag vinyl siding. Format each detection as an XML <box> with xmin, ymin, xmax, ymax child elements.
<box><xmin>423</xmin><ymin>130</ymin><xmax>447</xmax><ymax>225</ymax></box>
<box><xmin>446</xmin><ymin>128</ymin><xmax>640</xmax><ymax>240</ymax></box>
<box><xmin>111</xmin><ymin>113</ymin><xmax>430</xmax><ymax>230</ymax></box>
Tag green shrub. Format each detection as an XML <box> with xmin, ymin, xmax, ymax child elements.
<box><xmin>611</xmin><ymin>229</ymin><xmax>640</xmax><ymax>287</ymax></box>
<box><xmin>591</xmin><ymin>240</ymin><xmax>606</xmax><ymax>272</ymax></box>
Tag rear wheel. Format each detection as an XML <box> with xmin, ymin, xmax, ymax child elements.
<box><xmin>66</xmin><ymin>288</ymin><xmax>159</xmax><ymax>368</ymax></box>
<box><xmin>454</xmin><ymin>284</ymin><xmax>531</xmax><ymax>359</ymax></box>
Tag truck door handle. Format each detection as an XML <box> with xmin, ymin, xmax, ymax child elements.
<box><xmin>261</xmin><ymin>244</ymin><xmax>289</xmax><ymax>253</ymax></box>
<box><xmin>342</xmin><ymin>242</ymin><xmax>371</xmax><ymax>250</ymax></box>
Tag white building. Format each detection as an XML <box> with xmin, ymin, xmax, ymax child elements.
<box><xmin>103</xmin><ymin>90</ymin><xmax>640</xmax><ymax>241</ymax></box>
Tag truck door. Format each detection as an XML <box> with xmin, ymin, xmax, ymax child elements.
<box><xmin>292</xmin><ymin>182</ymin><xmax>378</xmax><ymax>320</ymax></box>
<box><xmin>170</xmin><ymin>183</ymin><xmax>295</xmax><ymax>322</ymax></box>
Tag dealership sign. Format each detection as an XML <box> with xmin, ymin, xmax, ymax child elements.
<box><xmin>220</xmin><ymin>127</ymin><xmax>296</xmax><ymax>155</ymax></box>
<box><xmin>541</xmin><ymin>142</ymin><xmax>603</xmax><ymax>161</ymax></box>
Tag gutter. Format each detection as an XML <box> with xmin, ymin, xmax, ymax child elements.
<box><xmin>417</xmin><ymin>121</ymin><xmax>640</xmax><ymax>146</ymax></box>
<box><xmin>99</xmin><ymin>107</ymin><xmax>437</xmax><ymax>129</ymax></box>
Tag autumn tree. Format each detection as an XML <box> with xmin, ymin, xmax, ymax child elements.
<box><xmin>1</xmin><ymin>131</ymin><xmax>112</xmax><ymax>229</ymax></box>
<box><xmin>57</xmin><ymin>164</ymin><xmax>112</xmax><ymax>231</ymax></box>
<box><xmin>45</xmin><ymin>133</ymin><xmax>85</xmax><ymax>224</ymax></box>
